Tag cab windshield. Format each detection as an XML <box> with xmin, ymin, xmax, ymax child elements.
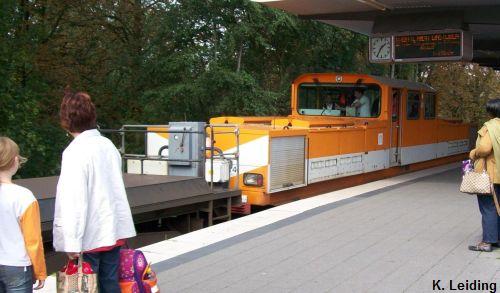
<box><xmin>297</xmin><ymin>83</ymin><xmax>381</xmax><ymax>118</ymax></box>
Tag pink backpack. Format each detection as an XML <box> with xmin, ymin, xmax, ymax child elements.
<box><xmin>119</xmin><ymin>249</ymin><xmax>159</xmax><ymax>293</ymax></box>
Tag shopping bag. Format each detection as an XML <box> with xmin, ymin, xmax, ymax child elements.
<box><xmin>56</xmin><ymin>253</ymin><xmax>98</xmax><ymax>293</ymax></box>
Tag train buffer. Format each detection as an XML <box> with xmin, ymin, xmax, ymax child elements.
<box><xmin>39</xmin><ymin>163</ymin><xmax>500</xmax><ymax>292</ymax></box>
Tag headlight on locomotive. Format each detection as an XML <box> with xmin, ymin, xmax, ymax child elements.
<box><xmin>243</xmin><ymin>173</ymin><xmax>264</xmax><ymax>187</ymax></box>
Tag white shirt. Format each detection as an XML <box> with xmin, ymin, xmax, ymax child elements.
<box><xmin>357</xmin><ymin>95</ymin><xmax>371</xmax><ymax>117</ymax></box>
<box><xmin>53</xmin><ymin>129</ymin><xmax>136</xmax><ymax>252</ymax></box>
<box><xmin>0</xmin><ymin>184</ymin><xmax>36</xmax><ymax>266</ymax></box>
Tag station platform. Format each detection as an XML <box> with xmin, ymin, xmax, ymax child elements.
<box><xmin>15</xmin><ymin>174</ymin><xmax>240</xmax><ymax>233</ymax></box>
<box><xmin>40</xmin><ymin>163</ymin><xmax>499</xmax><ymax>292</ymax></box>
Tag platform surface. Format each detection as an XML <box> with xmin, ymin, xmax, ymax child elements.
<box><xmin>15</xmin><ymin>174</ymin><xmax>203</xmax><ymax>199</ymax></box>
<box><xmin>153</xmin><ymin>166</ymin><xmax>499</xmax><ymax>292</ymax></box>
<box><xmin>39</xmin><ymin>164</ymin><xmax>499</xmax><ymax>292</ymax></box>
<box><xmin>15</xmin><ymin>174</ymin><xmax>239</xmax><ymax>229</ymax></box>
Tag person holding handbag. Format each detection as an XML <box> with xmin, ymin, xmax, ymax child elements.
<box><xmin>468</xmin><ymin>98</ymin><xmax>500</xmax><ymax>252</ymax></box>
<box><xmin>53</xmin><ymin>91</ymin><xmax>136</xmax><ymax>291</ymax></box>
<box><xmin>0</xmin><ymin>137</ymin><xmax>46</xmax><ymax>291</ymax></box>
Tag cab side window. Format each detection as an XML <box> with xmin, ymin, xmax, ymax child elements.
<box><xmin>392</xmin><ymin>90</ymin><xmax>401</xmax><ymax>122</ymax></box>
<box><xmin>406</xmin><ymin>91</ymin><xmax>420</xmax><ymax>120</ymax></box>
<box><xmin>424</xmin><ymin>93</ymin><xmax>436</xmax><ymax>119</ymax></box>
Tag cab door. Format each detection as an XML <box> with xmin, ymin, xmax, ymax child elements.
<box><xmin>390</xmin><ymin>88</ymin><xmax>402</xmax><ymax>166</ymax></box>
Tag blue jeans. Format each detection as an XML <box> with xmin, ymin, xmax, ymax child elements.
<box><xmin>0</xmin><ymin>265</ymin><xmax>33</xmax><ymax>293</ymax></box>
<box><xmin>477</xmin><ymin>184</ymin><xmax>500</xmax><ymax>243</ymax></box>
<box><xmin>83</xmin><ymin>246</ymin><xmax>121</xmax><ymax>293</ymax></box>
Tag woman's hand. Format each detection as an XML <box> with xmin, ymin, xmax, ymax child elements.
<box><xmin>469</xmin><ymin>149</ymin><xmax>476</xmax><ymax>160</ymax></box>
<box><xmin>33</xmin><ymin>279</ymin><xmax>45</xmax><ymax>290</ymax></box>
<box><xmin>66</xmin><ymin>252</ymin><xmax>80</xmax><ymax>260</ymax></box>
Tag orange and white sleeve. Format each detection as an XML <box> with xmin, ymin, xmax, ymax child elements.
<box><xmin>20</xmin><ymin>201</ymin><xmax>47</xmax><ymax>280</ymax></box>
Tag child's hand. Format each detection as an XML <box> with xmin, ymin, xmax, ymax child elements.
<box><xmin>33</xmin><ymin>279</ymin><xmax>45</xmax><ymax>290</ymax></box>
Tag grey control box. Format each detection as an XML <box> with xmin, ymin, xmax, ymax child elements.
<box><xmin>168</xmin><ymin>122</ymin><xmax>206</xmax><ymax>177</ymax></box>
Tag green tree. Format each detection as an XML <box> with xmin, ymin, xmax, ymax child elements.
<box><xmin>425</xmin><ymin>63</ymin><xmax>500</xmax><ymax>127</ymax></box>
<box><xmin>3</xmin><ymin>0</ymin><xmax>497</xmax><ymax>178</ymax></box>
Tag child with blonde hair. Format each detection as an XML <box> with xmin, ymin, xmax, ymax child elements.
<box><xmin>0</xmin><ymin>137</ymin><xmax>46</xmax><ymax>291</ymax></box>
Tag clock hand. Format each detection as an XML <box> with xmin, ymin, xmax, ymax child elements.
<box><xmin>377</xmin><ymin>43</ymin><xmax>387</xmax><ymax>58</ymax></box>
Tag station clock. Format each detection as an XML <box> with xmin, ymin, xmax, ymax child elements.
<box><xmin>369</xmin><ymin>36</ymin><xmax>392</xmax><ymax>62</ymax></box>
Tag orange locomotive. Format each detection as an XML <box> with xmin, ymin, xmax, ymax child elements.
<box><xmin>207</xmin><ymin>73</ymin><xmax>469</xmax><ymax>206</ymax></box>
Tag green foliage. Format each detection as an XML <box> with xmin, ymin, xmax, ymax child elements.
<box><xmin>0</xmin><ymin>0</ymin><xmax>67</xmax><ymax>178</ymax></box>
<box><xmin>2</xmin><ymin>0</ymin><xmax>499</xmax><ymax>178</ymax></box>
<box><xmin>424</xmin><ymin>64</ymin><xmax>500</xmax><ymax>127</ymax></box>
<box><xmin>0</xmin><ymin>0</ymin><xmax>366</xmax><ymax>178</ymax></box>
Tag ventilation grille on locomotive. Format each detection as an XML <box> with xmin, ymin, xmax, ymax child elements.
<box><xmin>269</xmin><ymin>136</ymin><xmax>306</xmax><ymax>192</ymax></box>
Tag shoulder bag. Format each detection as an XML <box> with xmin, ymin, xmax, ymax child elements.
<box><xmin>460</xmin><ymin>159</ymin><xmax>491</xmax><ymax>195</ymax></box>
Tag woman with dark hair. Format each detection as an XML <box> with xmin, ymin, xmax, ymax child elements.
<box><xmin>53</xmin><ymin>91</ymin><xmax>136</xmax><ymax>291</ymax></box>
<box><xmin>468</xmin><ymin>98</ymin><xmax>500</xmax><ymax>252</ymax></box>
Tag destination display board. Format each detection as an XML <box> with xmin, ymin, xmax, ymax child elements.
<box><xmin>393</xmin><ymin>30</ymin><xmax>472</xmax><ymax>62</ymax></box>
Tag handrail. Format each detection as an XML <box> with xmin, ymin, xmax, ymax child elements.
<box><xmin>100</xmin><ymin>129</ymin><xmax>204</xmax><ymax>134</ymax></box>
<box><xmin>205</xmin><ymin>124</ymin><xmax>240</xmax><ymax>190</ymax></box>
<box><xmin>100</xmin><ymin>123</ymin><xmax>240</xmax><ymax>191</ymax></box>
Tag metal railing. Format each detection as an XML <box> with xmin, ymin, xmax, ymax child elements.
<box><xmin>206</xmin><ymin>124</ymin><xmax>240</xmax><ymax>190</ymax></box>
<box><xmin>100</xmin><ymin>123</ymin><xmax>240</xmax><ymax>190</ymax></box>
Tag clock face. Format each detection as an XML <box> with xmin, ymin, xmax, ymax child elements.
<box><xmin>370</xmin><ymin>37</ymin><xmax>392</xmax><ymax>61</ymax></box>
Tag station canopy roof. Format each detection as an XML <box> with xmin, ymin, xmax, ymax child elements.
<box><xmin>254</xmin><ymin>0</ymin><xmax>500</xmax><ymax>69</ymax></box>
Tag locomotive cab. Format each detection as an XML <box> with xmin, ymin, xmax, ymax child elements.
<box><xmin>295</xmin><ymin>79</ymin><xmax>382</xmax><ymax>119</ymax></box>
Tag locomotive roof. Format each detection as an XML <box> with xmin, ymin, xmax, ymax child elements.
<box><xmin>294</xmin><ymin>73</ymin><xmax>435</xmax><ymax>92</ymax></box>
<box><xmin>369</xmin><ymin>75</ymin><xmax>436</xmax><ymax>92</ymax></box>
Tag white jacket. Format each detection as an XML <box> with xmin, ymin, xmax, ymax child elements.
<box><xmin>53</xmin><ymin>129</ymin><xmax>136</xmax><ymax>252</ymax></box>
